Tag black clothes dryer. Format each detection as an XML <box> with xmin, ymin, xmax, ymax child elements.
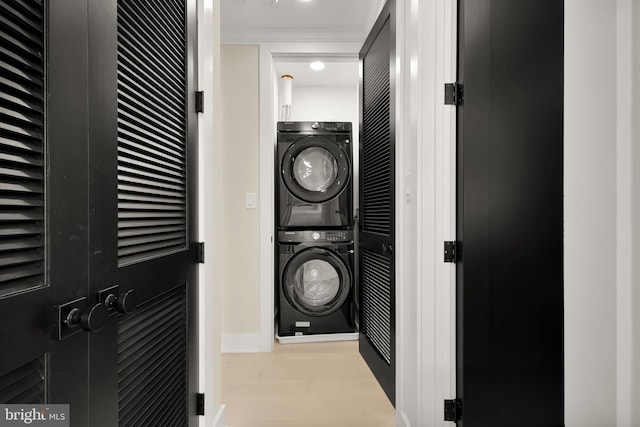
<box><xmin>277</xmin><ymin>230</ymin><xmax>355</xmax><ymax>336</ymax></box>
<box><xmin>277</xmin><ymin>121</ymin><xmax>353</xmax><ymax>229</ymax></box>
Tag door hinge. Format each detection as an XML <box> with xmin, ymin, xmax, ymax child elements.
<box><xmin>444</xmin><ymin>398</ymin><xmax>462</xmax><ymax>422</ymax></box>
<box><xmin>196</xmin><ymin>393</ymin><xmax>205</xmax><ymax>416</ymax></box>
<box><xmin>195</xmin><ymin>91</ymin><xmax>204</xmax><ymax>113</ymax></box>
<box><xmin>197</xmin><ymin>242</ymin><xmax>205</xmax><ymax>264</ymax></box>
<box><xmin>444</xmin><ymin>241</ymin><xmax>459</xmax><ymax>263</ymax></box>
<box><xmin>444</xmin><ymin>82</ymin><xmax>463</xmax><ymax>105</ymax></box>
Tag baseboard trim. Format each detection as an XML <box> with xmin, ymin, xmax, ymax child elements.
<box><xmin>276</xmin><ymin>332</ymin><xmax>359</xmax><ymax>344</ymax></box>
<box><xmin>221</xmin><ymin>334</ymin><xmax>262</xmax><ymax>353</ymax></box>
<box><xmin>211</xmin><ymin>404</ymin><xmax>226</xmax><ymax>427</ymax></box>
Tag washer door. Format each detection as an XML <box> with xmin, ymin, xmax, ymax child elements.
<box><xmin>282</xmin><ymin>136</ymin><xmax>350</xmax><ymax>203</ymax></box>
<box><xmin>282</xmin><ymin>247</ymin><xmax>351</xmax><ymax>316</ymax></box>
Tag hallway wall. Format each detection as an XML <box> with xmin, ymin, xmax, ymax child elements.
<box><xmin>220</xmin><ymin>44</ymin><xmax>262</xmax><ymax>350</ymax></box>
<box><xmin>633</xmin><ymin>0</ymin><xmax>640</xmax><ymax>424</ymax></box>
<box><xmin>565</xmin><ymin>0</ymin><xmax>638</xmax><ymax>425</ymax></box>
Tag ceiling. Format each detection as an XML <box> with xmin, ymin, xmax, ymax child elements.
<box><xmin>221</xmin><ymin>0</ymin><xmax>384</xmax><ymax>43</ymax></box>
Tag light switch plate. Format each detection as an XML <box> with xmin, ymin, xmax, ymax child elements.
<box><xmin>245</xmin><ymin>192</ymin><xmax>256</xmax><ymax>209</ymax></box>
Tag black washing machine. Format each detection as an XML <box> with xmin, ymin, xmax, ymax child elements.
<box><xmin>277</xmin><ymin>121</ymin><xmax>353</xmax><ymax>229</ymax></box>
<box><xmin>277</xmin><ymin>229</ymin><xmax>355</xmax><ymax>336</ymax></box>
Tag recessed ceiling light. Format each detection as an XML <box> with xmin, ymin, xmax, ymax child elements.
<box><xmin>299</xmin><ymin>0</ymin><xmax>313</xmax><ymax>2</ymax></box>
<box><xmin>310</xmin><ymin>61</ymin><xmax>325</xmax><ymax>71</ymax></box>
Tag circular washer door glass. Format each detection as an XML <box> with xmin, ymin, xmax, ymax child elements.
<box><xmin>293</xmin><ymin>259</ymin><xmax>340</xmax><ymax>307</ymax></box>
<box><xmin>293</xmin><ymin>147</ymin><xmax>338</xmax><ymax>192</ymax></box>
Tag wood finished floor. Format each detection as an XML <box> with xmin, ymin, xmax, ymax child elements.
<box><xmin>221</xmin><ymin>340</ymin><xmax>396</xmax><ymax>427</ymax></box>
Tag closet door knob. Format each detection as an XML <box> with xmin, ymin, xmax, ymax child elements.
<box><xmin>66</xmin><ymin>303</ymin><xmax>108</xmax><ymax>332</ymax></box>
<box><xmin>104</xmin><ymin>289</ymin><xmax>138</xmax><ymax>314</ymax></box>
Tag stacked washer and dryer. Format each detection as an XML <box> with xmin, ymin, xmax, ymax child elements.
<box><xmin>275</xmin><ymin>121</ymin><xmax>356</xmax><ymax>339</ymax></box>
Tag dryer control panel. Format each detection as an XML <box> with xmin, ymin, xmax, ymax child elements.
<box><xmin>277</xmin><ymin>121</ymin><xmax>352</xmax><ymax>132</ymax></box>
<box><xmin>278</xmin><ymin>230</ymin><xmax>353</xmax><ymax>243</ymax></box>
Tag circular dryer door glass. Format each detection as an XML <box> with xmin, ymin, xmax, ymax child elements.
<box><xmin>293</xmin><ymin>259</ymin><xmax>340</xmax><ymax>307</ymax></box>
<box><xmin>293</xmin><ymin>147</ymin><xmax>338</xmax><ymax>192</ymax></box>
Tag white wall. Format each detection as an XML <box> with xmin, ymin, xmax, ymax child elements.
<box><xmin>220</xmin><ymin>45</ymin><xmax>262</xmax><ymax>352</ymax></box>
<box><xmin>564</xmin><ymin>0</ymin><xmax>636</xmax><ymax>425</ymax></box>
<box><xmin>290</xmin><ymin>85</ymin><xmax>358</xmax><ymax>124</ymax></box>
<box><xmin>632</xmin><ymin>1</ymin><xmax>640</xmax><ymax>424</ymax></box>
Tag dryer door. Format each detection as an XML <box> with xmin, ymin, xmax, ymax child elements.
<box><xmin>282</xmin><ymin>136</ymin><xmax>350</xmax><ymax>203</ymax></box>
<box><xmin>282</xmin><ymin>247</ymin><xmax>351</xmax><ymax>316</ymax></box>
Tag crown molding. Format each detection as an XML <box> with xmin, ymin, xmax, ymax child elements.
<box><xmin>221</xmin><ymin>28</ymin><xmax>368</xmax><ymax>43</ymax></box>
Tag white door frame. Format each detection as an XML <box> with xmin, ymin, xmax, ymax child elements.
<box><xmin>257</xmin><ymin>41</ymin><xmax>364</xmax><ymax>353</ymax></box>
<box><xmin>394</xmin><ymin>0</ymin><xmax>457</xmax><ymax>426</ymax></box>
<box><xmin>253</xmin><ymin>1</ymin><xmax>458</xmax><ymax>425</ymax></box>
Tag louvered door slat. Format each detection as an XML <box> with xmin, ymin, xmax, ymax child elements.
<box><xmin>0</xmin><ymin>137</ymin><xmax>41</xmax><ymax>153</ymax></box>
<box><xmin>2</xmin><ymin>1</ymin><xmax>41</xmax><ymax>22</ymax></box>
<box><xmin>118</xmin><ymin>134</ymin><xmax>184</xmax><ymax>165</ymax></box>
<box><xmin>0</xmin><ymin>48</ymin><xmax>43</xmax><ymax>79</ymax></box>
<box><xmin>124</xmin><ymin>1</ymin><xmax>185</xmax><ymax>51</ymax></box>
<box><xmin>0</xmin><ymin>356</ymin><xmax>45</xmax><ymax>404</ymax></box>
<box><xmin>0</xmin><ymin>34</ymin><xmax>41</xmax><ymax>66</ymax></box>
<box><xmin>154</xmin><ymin>2</ymin><xmax>185</xmax><ymax>38</ymax></box>
<box><xmin>118</xmin><ymin>165</ymin><xmax>183</xmax><ymax>185</ymax></box>
<box><xmin>119</xmin><ymin>6</ymin><xmax>183</xmax><ymax>65</ymax></box>
<box><xmin>0</xmin><ymin>0</ymin><xmax>44</xmax><ymax>297</ymax></box>
<box><xmin>118</xmin><ymin>158</ymin><xmax>183</xmax><ymax>180</ymax></box>
<box><xmin>0</xmin><ymin>62</ymin><xmax>42</xmax><ymax>90</ymax></box>
<box><xmin>118</xmin><ymin>185</ymin><xmax>184</xmax><ymax>200</ymax></box>
<box><xmin>117</xmin><ymin>44</ymin><xmax>183</xmax><ymax>105</ymax></box>
<box><xmin>362</xmin><ymin>34</ymin><xmax>391</xmax><ymax>236</ymax></box>
<box><xmin>118</xmin><ymin>146</ymin><xmax>182</xmax><ymax>173</ymax></box>
<box><xmin>361</xmin><ymin>249</ymin><xmax>392</xmax><ymax>364</ymax></box>
<box><xmin>0</xmin><ymin>224</ymin><xmax>42</xmax><ymax>236</ymax></box>
<box><xmin>0</xmin><ymin>2</ymin><xmax>42</xmax><ymax>35</ymax></box>
<box><xmin>118</xmin><ymin>22</ymin><xmax>183</xmax><ymax>79</ymax></box>
<box><xmin>118</xmin><ymin>175</ymin><xmax>183</xmax><ymax>193</ymax></box>
<box><xmin>120</xmin><ymin>343</ymin><xmax>183</xmax><ymax>407</ymax></box>
<box><xmin>118</xmin><ymin>0</ymin><xmax>187</xmax><ymax>267</ymax></box>
<box><xmin>118</xmin><ymin>108</ymin><xmax>184</xmax><ymax>148</ymax></box>
<box><xmin>118</xmin><ymin>122</ymin><xmax>184</xmax><ymax>157</ymax></box>
<box><xmin>118</xmin><ymin>94</ymin><xmax>184</xmax><ymax>138</ymax></box>
<box><xmin>0</xmin><ymin>18</ymin><xmax>42</xmax><ymax>51</ymax></box>
<box><xmin>0</xmin><ymin>166</ymin><xmax>42</xmax><ymax>180</ymax></box>
<box><xmin>118</xmin><ymin>286</ymin><xmax>187</xmax><ymax>427</ymax></box>
<box><xmin>118</xmin><ymin>225</ymin><xmax>185</xmax><ymax>238</ymax></box>
<box><xmin>0</xmin><ymin>107</ymin><xmax>41</xmax><ymax>130</ymax></box>
<box><xmin>0</xmin><ymin>263</ymin><xmax>41</xmax><ymax>284</ymax></box>
<box><xmin>118</xmin><ymin>72</ymin><xmax>183</xmax><ymax>114</ymax></box>
<box><xmin>119</xmin><ymin>219</ymin><xmax>185</xmax><ymax>230</ymax></box>
<box><xmin>119</xmin><ymin>203</ymin><xmax>184</xmax><ymax>212</ymax></box>
<box><xmin>0</xmin><ymin>236</ymin><xmax>41</xmax><ymax>251</ymax></box>
<box><xmin>0</xmin><ymin>79</ymin><xmax>41</xmax><ymax>105</ymax></box>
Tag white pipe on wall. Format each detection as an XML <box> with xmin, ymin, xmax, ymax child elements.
<box><xmin>279</xmin><ymin>74</ymin><xmax>293</xmax><ymax>121</ymax></box>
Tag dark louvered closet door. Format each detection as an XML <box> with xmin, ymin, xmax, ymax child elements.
<box><xmin>0</xmin><ymin>0</ymin><xmax>94</xmax><ymax>424</ymax></box>
<box><xmin>1</xmin><ymin>0</ymin><xmax>199</xmax><ymax>425</ymax></box>
<box><xmin>113</xmin><ymin>1</ymin><xmax>199</xmax><ymax>426</ymax></box>
<box><xmin>358</xmin><ymin>0</ymin><xmax>395</xmax><ymax>405</ymax></box>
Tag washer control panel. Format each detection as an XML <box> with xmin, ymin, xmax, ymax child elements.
<box><xmin>277</xmin><ymin>121</ymin><xmax>352</xmax><ymax>132</ymax></box>
<box><xmin>278</xmin><ymin>230</ymin><xmax>353</xmax><ymax>243</ymax></box>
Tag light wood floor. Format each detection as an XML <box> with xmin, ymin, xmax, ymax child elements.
<box><xmin>221</xmin><ymin>340</ymin><xmax>396</xmax><ymax>427</ymax></box>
